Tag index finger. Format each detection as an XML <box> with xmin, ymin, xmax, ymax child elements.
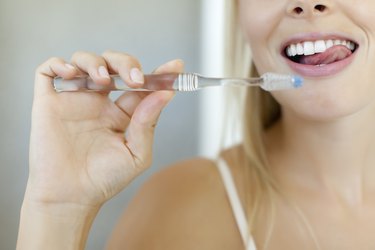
<box><xmin>34</xmin><ymin>57</ymin><xmax>77</xmax><ymax>98</ymax></box>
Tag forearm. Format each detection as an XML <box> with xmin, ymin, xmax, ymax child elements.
<box><xmin>17</xmin><ymin>200</ymin><xmax>100</xmax><ymax>250</ymax></box>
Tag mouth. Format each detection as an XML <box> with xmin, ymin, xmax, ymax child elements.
<box><xmin>282</xmin><ymin>34</ymin><xmax>359</xmax><ymax>77</ymax></box>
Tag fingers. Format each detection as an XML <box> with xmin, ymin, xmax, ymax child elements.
<box><xmin>70</xmin><ymin>51</ymin><xmax>112</xmax><ymax>86</ymax></box>
<box><xmin>35</xmin><ymin>51</ymin><xmax>114</xmax><ymax>98</ymax></box>
<box><xmin>69</xmin><ymin>51</ymin><xmax>145</xmax><ymax>90</ymax></box>
<box><xmin>34</xmin><ymin>57</ymin><xmax>77</xmax><ymax>97</ymax></box>
<box><xmin>35</xmin><ymin>51</ymin><xmax>178</xmax><ymax>99</ymax></box>
<box><xmin>102</xmin><ymin>50</ymin><xmax>145</xmax><ymax>88</ymax></box>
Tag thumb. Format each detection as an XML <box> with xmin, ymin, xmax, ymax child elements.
<box><xmin>123</xmin><ymin>58</ymin><xmax>183</xmax><ymax>167</ymax></box>
<box><xmin>153</xmin><ymin>59</ymin><xmax>184</xmax><ymax>74</ymax></box>
<box><xmin>125</xmin><ymin>90</ymin><xmax>175</xmax><ymax>167</ymax></box>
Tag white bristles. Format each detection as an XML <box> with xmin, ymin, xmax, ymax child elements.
<box><xmin>260</xmin><ymin>73</ymin><xmax>303</xmax><ymax>91</ymax></box>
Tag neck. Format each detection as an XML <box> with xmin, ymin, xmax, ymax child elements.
<box><xmin>266</xmin><ymin>105</ymin><xmax>375</xmax><ymax>207</ymax></box>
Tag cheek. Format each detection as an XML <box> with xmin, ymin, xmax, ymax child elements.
<box><xmin>239</xmin><ymin>4</ymin><xmax>268</xmax><ymax>39</ymax></box>
<box><xmin>338</xmin><ymin>1</ymin><xmax>375</xmax><ymax>43</ymax></box>
<box><xmin>238</xmin><ymin>1</ymin><xmax>286</xmax><ymax>72</ymax></box>
<box><xmin>340</xmin><ymin>1</ymin><xmax>375</xmax><ymax>27</ymax></box>
<box><xmin>238</xmin><ymin>0</ymin><xmax>285</xmax><ymax>39</ymax></box>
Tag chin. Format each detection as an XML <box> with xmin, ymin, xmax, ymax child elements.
<box><xmin>284</xmin><ymin>106</ymin><xmax>363</xmax><ymax>123</ymax></box>
<box><xmin>272</xmin><ymin>85</ymin><xmax>375</xmax><ymax>123</ymax></box>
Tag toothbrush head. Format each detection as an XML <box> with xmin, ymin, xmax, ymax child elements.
<box><xmin>292</xmin><ymin>75</ymin><xmax>304</xmax><ymax>88</ymax></box>
<box><xmin>260</xmin><ymin>73</ymin><xmax>304</xmax><ymax>91</ymax></box>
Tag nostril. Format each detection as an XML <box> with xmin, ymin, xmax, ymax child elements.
<box><xmin>294</xmin><ymin>7</ymin><xmax>304</xmax><ymax>14</ymax></box>
<box><xmin>314</xmin><ymin>4</ymin><xmax>327</xmax><ymax>12</ymax></box>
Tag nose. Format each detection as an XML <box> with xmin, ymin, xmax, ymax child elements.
<box><xmin>287</xmin><ymin>1</ymin><xmax>330</xmax><ymax>18</ymax></box>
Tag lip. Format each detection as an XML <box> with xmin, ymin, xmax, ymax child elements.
<box><xmin>280</xmin><ymin>32</ymin><xmax>359</xmax><ymax>77</ymax></box>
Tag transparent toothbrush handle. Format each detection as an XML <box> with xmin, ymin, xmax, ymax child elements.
<box><xmin>53</xmin><ymin>73</ymin><xmax>180</xmax><ymax>92</ymax></box>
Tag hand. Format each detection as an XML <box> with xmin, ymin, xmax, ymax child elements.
<box><xmin>26</xmin><ymin>51</ymin><xmax>183</xmax><ymax>209</ymax></box>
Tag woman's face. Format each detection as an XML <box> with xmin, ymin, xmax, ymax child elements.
<box><xmin>239</xmin><ymin>0</ymin><xmax>375</xmax><ymax>121</ymax></box>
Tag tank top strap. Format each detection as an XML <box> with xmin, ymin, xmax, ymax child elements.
<box><xmin>216</xmin><ymin>157</ymin><xmax>257</xmax><ymax>250</ymax></box>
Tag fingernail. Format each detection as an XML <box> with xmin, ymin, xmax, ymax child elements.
<box><xmin>98</xmin><ymin>66</ymin><xmax>110</xmax><ymax>79</ymax></box>
<box><xmin>65</xmin><ymin>63</ymin><xmax>75</xmax><ymax>70</ymax></box>
<box><xmin>130</xmin><ymin>68</ymin><xmax>144</xmax><ymax>84</ymax></box>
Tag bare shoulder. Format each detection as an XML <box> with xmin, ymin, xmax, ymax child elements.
<box><xmin>106</xmin><ymin>155</ymin><xmax>243</xmax><ymax>250</ymax></box>
<box><xmin>140</xmin><ymin>157</ymin><xmax>220</xmax><ymax>194</ymax></box>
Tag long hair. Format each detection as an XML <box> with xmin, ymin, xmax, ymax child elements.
<box><xmin>222</xmin><ymin>0</ymin><xmax>282</xmax><ymax>242</ymax></box>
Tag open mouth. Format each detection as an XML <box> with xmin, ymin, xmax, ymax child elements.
<box><xmin>283</xmin><ymin>39</ymin><xmax>358</xmax><ymax>66</ymax></box>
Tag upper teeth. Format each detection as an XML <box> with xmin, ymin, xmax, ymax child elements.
<box><xmin>285</xmin><ymin>40</ymin><xmax>356</xmax><ymax>57</ymax></box>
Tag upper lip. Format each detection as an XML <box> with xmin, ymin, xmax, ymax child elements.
<box><xmin>280</xmin><ymin>32</ymin><xmax>360</xmax><ymax>54</ymax></box>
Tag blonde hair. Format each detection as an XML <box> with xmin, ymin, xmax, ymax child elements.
<box><xmin>220</xmin><ymin>2</ymin><xmax>326</xmax><ymax>249</ymax></box>
<box><xmin>222</xmin><ymin>0</ymin><xmax>281</xmax><ymax>242</ymax></box>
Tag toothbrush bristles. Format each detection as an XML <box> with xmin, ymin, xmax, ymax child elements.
<box><xmin>260</xmin><ymin>73</ymin><xmax>304</xmax><ymax>91</ymax></box>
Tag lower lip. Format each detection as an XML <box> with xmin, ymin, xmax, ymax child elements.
<box><xmin>284</xmin><ymin>51</ymin><xmax>357</xmax><ymax>78</ymax></box>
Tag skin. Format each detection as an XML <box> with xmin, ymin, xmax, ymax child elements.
<box><xmin>17</xmin><ymin>1</ymin><xmax>375</xmax><ymax>250</ymax></box>
<box><xmin>239</xmin><ymin>0</ymin><xmax>375</xmax><ymax>249</ymax></box>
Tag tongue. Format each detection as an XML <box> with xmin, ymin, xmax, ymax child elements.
<box><xmin>300</xmin><ymin>46</ymin><xmax>352</xmax><ymax>65</ymax></box>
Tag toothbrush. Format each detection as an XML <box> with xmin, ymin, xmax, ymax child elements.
<box><xmin>53</xmin><ymin>72</ymin><xmax>303</xmax><ymax>92</ymax></box>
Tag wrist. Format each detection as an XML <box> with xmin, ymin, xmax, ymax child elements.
<box><xmin>21</xmin><ymin>198</ymin><xmax>101</xmax><ymax>218</ymax></box>
<box><xmin>17</xmin><ymin>199</ymin><xmax>101</xmax><ymax>250</ymax></box>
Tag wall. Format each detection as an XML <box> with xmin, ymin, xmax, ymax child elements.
<box><xmin>0</xmin><ymin>0</ymin><xmax>201</xmax><ymax>248</ymax></box>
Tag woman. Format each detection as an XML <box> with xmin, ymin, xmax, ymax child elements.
<box><xmin>17</xmin><ymin>0</ymin><xmax>375</xmax><ymax>249</ymax></box>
